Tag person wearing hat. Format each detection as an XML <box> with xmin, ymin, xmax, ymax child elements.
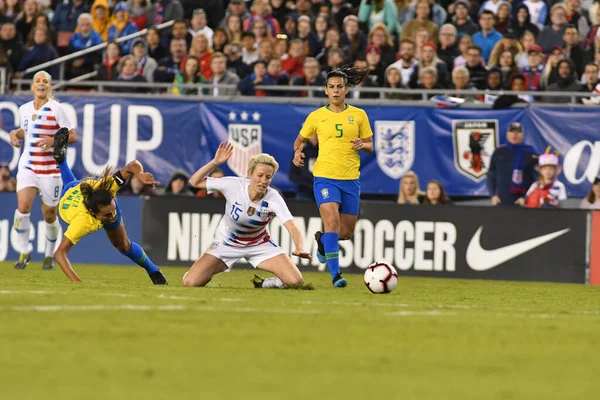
<box><xmin>365</xmin><ymin>44</ymin><xmax>386</xmax><ymax>85</ymax></box>
<box><xmin>451</xmin><ymin>0</ymin><xmax>479</xmax><ymax>37</ymax></box>
<box><xmin>542</xmin><ymin>58</ymin><xmax>581</xmax><ymax>103</ymax></box>
<box><xmin>580</xmin><ymin>177</ymin><xmax>600</xmax><ymax>209</ymax></box>
<box><xmin>162</xmin><ymin>169</ymin><xmax>194</xmax><ymax>196</ymax></box>
<box><xmin>522</xmin><ymin>44</ymin><xmax>545</xmax><ymax>91</ymax></box>
<box><xmin>92</xmin><ymin>0</ymin><xmax>111</xmax><ymax>41</ymax></box>
<box><xmin>408</xmin><ymin>41</ymin><xmax>449</xmax><ymax>87</ymax></box>
<box><xmin>107</xmin><ymin>2</ymin><xmax>139</xmax><ymax>54</ymax></box>
<box><xmin>130</xmin><ymin>38</ymin><xmax>157</xmax><ymax>82</ymax></box>
<box><xmin>516</xmin><ymin>152</ymin><xmax>567</xmax><ymax>208</ymax></box>
<box><xmin>494</xmin><ymin>1</ymin><xmax>513</xmax><ymax>34</ymax></box>
<box><xmin>487</xmin><ymin>122</ymin><xmax>538</xmax><ymax>206</ymax></box>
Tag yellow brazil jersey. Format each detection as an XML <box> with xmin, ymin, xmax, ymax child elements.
<box><xmin>59</xmin><ymin>177</ymin><xmax>120</xmax><ymax>244</ymax></box>
<box><xmin>299</xmin><ymin>104</ymin><xmax>373</xmax><ymax>180</ymax></box>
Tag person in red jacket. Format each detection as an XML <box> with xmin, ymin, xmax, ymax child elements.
<box><xmin>282</xmin><ymin>39</ymin><xmax>305</xmax><ymax>80</ymax></box>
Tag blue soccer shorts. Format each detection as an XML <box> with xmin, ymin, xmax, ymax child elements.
<box><xmin>313</xmin><ymin>177</ymin><xmax>360</xmax><ymax>215</ymax></box>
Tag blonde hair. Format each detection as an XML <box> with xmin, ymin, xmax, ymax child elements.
<box><xmin>397</xmin><ymin>171</ymin><xmax>422</xmax><ymax>204</ymax></box>
<box><xmin>248</xmin><ymin>153</ymin><xmax>279</xmax><ymax>175</ymax></box>
<box><xmin>32</xmin><ymin>70</ymin><xmax>53</xmax><ymax>99</ymax></box>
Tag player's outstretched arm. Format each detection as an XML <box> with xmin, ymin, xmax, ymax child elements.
<box><xmin>189</xmin><ymin>141</ymin><xmax>233</xmax><ymax>188</ymax></box>
<box><xmin>284</xmin><ymin>220</ymin><xmax>312</xmax><ymax>260</ymax></box>
<box><xmin>117</xmin><ymin>160</ymin><xmax>158</xmax><ymax>188</ymax></box>
<box><xmin>54</xmin><ymin>237</ymin><xmax>81</xmax><ymax>282</ymax></box>
<box><xmin>292</xmin><ymin>134</ymin><xmax>308</xmax><ymax>167</ymax></box>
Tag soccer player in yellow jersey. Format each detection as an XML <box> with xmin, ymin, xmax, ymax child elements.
<box><xmin>292</xmin><ymin>66</ymin><xmax>374</xmax><ymax>287</ymax></box>
<box><xmin>50</xmin><ymin>128</ymin><xmax>168</xmax><ymax>284</ymax></box>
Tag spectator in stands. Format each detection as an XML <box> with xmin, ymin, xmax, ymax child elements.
<box><xmin>538</xmin><ymin>46</ymin><xmax>565</xmax><ymax>92</ymax></box>
<box><xmin>352</xmin><ymin>57</ymin><xmax>381</xmax><ymax>98</ymax></box>
<box><xmin>17</xmin><ymin>26</ymin><xmax>59</xmax><ymax>79</ymax></box>
<box><xmin>96</xmin><ymin>40</ymin><xmax>121</xmax><ymax>81</ymax></box>
<box><xmin>243</xmin><ymin>0</ymin><xmax>281</xmax><ymax>36</ymax></box>
<box><xmin>189</xmin><ymin>9</ymin><xmax>213</xmax><ymax>45</ymax></box>
<box><xmin>289</xmin><ymin>133</ymin><xmax>318</xmax><ymax>200</ymax></box>
<box><xmin>494</xmin><ymin>1</ymin><xmax>512</xmax><ymax>34</ymax></box>
<box><xmin>538</xmin><ymin>4</ymin><xmax>568</xmax><ymax>54</ymax></box>
<box><xmin>330</xmin><ymin>0</ymin><xmax>353</xmax><ymax>32</ymax></box>
<box><xmin>162</xmin><ymin>169</ymin><xmax>194</xmax><ymax>196</ymax></box>
<box><xmin>15</xmin><ymin>0</ymin><xmax>37</xmax><ymax>41</ymax></box>
<box><xmin>107</xmin><ymin>2</ymin><xmax>138</xmax><ymax>54</ymax></box>
<box><xmin>397</xmin><ymin>171</ymin><xmax>423</xmax><ymax>205</ymax></box>
<box><xmin>409</xmin><ymin>41</ymin><xmax>449</xmax><ymax>88</ymax></box>
<box><xmin>523</xmin><ymin>0</ymin><xmax>547</xmax><ymax>31</ymax></box>
<box><xmin>120</xmin><ymin>174</ymin><xmax>156</xmax><ymax>196</ymax></box>
<box><xmin>194</xmin><ymin>168</ymin><xmax>226</xmax><ymax>199</ymax></box>
<box><xmin>241</xmin><ymin>32</ymin><xmax>258</xmax><ymax>65</ymax></box>
<box><xmin>187</xmin><ymin>33</ymin><xmax>213</xmax><ymax>80</ymax></box>
<box><xmin>564</xmin><ymin>25</ymin><xmax>585</xmax><ymax>77</ymax></box>
<box><xmin>368</xmin><ymin>23</ymin><xmax>396</xmax><ymax>68</ymax></box>
<box><xmin>314</xmin><ymin>13</ymin><xmax>329</xmax><ymax>45</ymax></box>
<box><xmin>584</xmin><ymin>6</ymin><xmax>600</xmax><ymax>51</ymax></box>
<box><xmin>523</xmin><ymin>44</ymin><xmax>545</xmax><ymax>91</ymax></box>
<box><xmin>265</xmin><ymin>57</ymin><xmax>290</xmax><ymax>95</ymax></box>
<box><xmin>207</xmin><ymin>51</ymin><xmax>240</xmax><ymax>96</ymax></box>
<box><xmin>451</xmin><ymin>65</ymin><xmax>477</xmax><ymax>101</ymax></box>
<box><xmin>364</xmin><ymin>45</ymin><xmax>385</xmax><ymax>85</ymax></box>
<box><xmin>111</xmin><ymin>54</ymin><xmax>148</xmax><ymax>92</ymax></box>
<box><xmin>543</xmin><ymin>59</ymin><xmax>580</xmax><ymax>103</ymax></box>
<box><xmin>316</xmin><ymin>27</ymin><xmax>341</xmax><ymax>67</ymax></box>
<box><xmin>416</xmin><ymin>65</ymin><xmax>442</xmax><ymax>92</ymax></box>
<box><xmin>292</xmin><ymin>56</ymin><xmax>325</xmax><ymax>96</ymax></box>
<box><xmin>274</xmin><ymin>33</ymin><xmax>289</xmax><ymax>57</ymax></box>
<box><xmin>256</xmin><ymin>38</ymin><xmax>274</xmax><ymax>62</ymax></box>
<box><xmin>2</xmin><ymin>0</ymin><xmax>22</xmax><ymax>22</ymax></box>
<box><xmin>487</xmin><ymin>122</ymin><xmax>537</xmax><ymax>206</ymax></box>
<box><xmin>154</xmin><ymin>37</ymin><xmax>187</xmax><ymax>83</ymax></box>
<box><xmin>412</xmin><ymin>26</ymin><xmax>432</xmax><ymax>60</ymax></box>
<box><xmin>473</xmin><ymin>10</ymin><xmax>503</xmax><ymax>63</ymax></box>
<box><xmin>127</xmin><ymin>0</ymin><xmax>149</xmax><ymax>31</ymax></box>
<box><xmin>580</xmin><ymin>62</ymin><xmax>599</xmax><ymax>101</ymax></box>
<box><xmin>130</xmin><ymin>38</ymin><xmax>156</xmax><ymax>82</ymax></box>
<box><xmin>172</xmin><ymin>55</ymin><xmax>203</xmax><ymax>95</ymax></box>
<box><xmin>295</xmin><ymin>0</ymin><xmax>313</xmax><ymax>18</ymax></box>
<box><xmin>518</xmin><ymin>31</ymin><xmax>536</xmax><ymax>69</ymax></box>
<box><xmin>424</xmin><ymin>180</ymin><xmax>451</xmax><ymax>205</ymax></box>
<box><xmin>580</xmin><ymin>177</ymin><xmax>600</xmax><ymax>209</ymax></box>
<box><xmin>92</xmin><ymin>0</ymin><xmax>111</xmax><ymax>41</ymax></box>
<box><xmin>489</xmin><ymin>32</ymin><xmax>522</xmax><ymax>69</ymax></box>
<box><xmin>402</xmin><ymin>0</ymin><xmax>438</xmax><ymax>42</ymax></box>
<box><xmin>224</xmin><ymin>42</ymin><xmax>251</xmax><ymax>79</ymax></box>
<box><xmin>220</xmin><ymin>0</ymin><xmax>250</xmax><ymax>30</ymax></box>
<box><xmin>237</xmin><ymin>59</ymin><xmax>274</xmax><ymax>96</ymax></box>
<box><xmin>0</xmin><ymin>46</ymin><xmax>12</xmax><ymax>74</ymax></box>
<box><xmin>68</xmin><ymin>13</ymin><xmax>103</xmax><ymax>79</ymax></box>
<box><xmin>270</xmin><ymin>0</ymin><xmax>293</xmax><ymax>29</ymax></box>
<box><xmin>0</xmin><ymin>22</ymin><xmax>24</xmax><ymax>72</ymax></box>
<box><xmin>518</xmin><ymin>153</ymin><xmax>567</xmax><ymax>208</ymax></box>
<box><xmin>297</xmin><ymin>15</ymin><xmax>321</xmax><ymax>57</ymax></box>
<box><xmin>146</xmin><ymin>27</ymin><xmax>168</xmax><ymax>61</ymax></box>
<box><xmin>32</xmin><ymin>13</ymin><xmax>55</xmax><ymax>45</ymax></box>
<box><xmin>322</xmin><ymin>46</ymin><xmax>345</xmax><ymax>76</ymax></box>
<box><xmin>170</xmin><ymin>19</ymin><xmax>192</xmax><ymax>48</ymax></box>
<box><xmin>212</xmin><ymin>29</ymin><xmax>227</xmax><ymax>53</ymax></box>
<box><xmin>0</xmin><ymin>162</ymin><xmax>16</xmax><ymax>192</ymax></box>
<box><xmin>496</xmin><ymin>49</ymin><xmax>519</xmax><ymax>86</ymax></box>
<box><xmin>388</xmin><ymin>39</ymin><xmax>417</xmax><ymax>87</ymax></box>
<box><xmin>438</xmin><ymin>24</ymin><xmax>460</xmax><ymax>71</ymax></box>
<box><xmin>493</xmin><ymin>73</ymin><xmax>533</xmax><ymax>108</ymax></box>
<box><xmin>465</xmin><ymin>45</ymin><xmax>488</xmax><ymax>89</ymax></box>
<box><xmin>565</xmin><ymin>0</ymin><xmax>590</xmax><ymax>41</ymax></box>
<box><xmin>485</xmin><ymin>66</ymin><xmax>504</xmax><ymax>90</ymax></box>
<box><xmin>409</xmin><ymin>0</ymin><xmax>448</xmax><ymax>27</ymax></box>
<box><xmin>147</xmin><ymin>0</ymin><xmax>184</xmax><ymax>28</ymax></box>
<box><xmin>52</xmin><ymin>0</ymin><xmax>88</xmax><ymax>32</ymax></box>
<box><xmin>341</xmin><ymin>15</ymin><xmax>367</xmax><ymax>62</ymax></box>
<box><xmin>383</xmin><ymin>65</ymin><xmax>404</xmax><ymax>99</ymax></box>
<box><xmin>453</xmin><ymin>34</ymin><xmax>472</xmax><ymax>68</ymax></box>
<box><xmin>513</xmin><ymin>4</ymin><xmax>540</xmax><ymax>40</ymax></box>
<box><xmin>282</xmin><ymin>38</ymin><xmax>306</xmax><ymax>79</ymax></box>
<box><xmin>358</xmin><ymin>0</ymin><xmax>400</xmax><ymax>36</ymax></box>
<box><xmin>282</xmin><ymin>13</ymin><xmax>298</xmax><ymax>39</ymax></box>
<box><xmin>35</xmin><ymin>0</ymin><xmax>53</xmax><ymax>20</ymax></box>
<box><xmin>451</xmin><ymin>0</ymin><xmax>478</xmax><ymax>37</ymax></box>
<box><xmin>224</xmin><ymin>14</ymin><xmax>243</xmax><ymax>44</ymax></box>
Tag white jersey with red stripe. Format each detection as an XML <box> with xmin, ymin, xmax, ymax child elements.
<box><xmin>17</xmin><ymin>99</ymin><xmax>74</xmax><ymax>176</ymax></box>
<box><xmin>206</xmin><ymin>176</ymin><xmax>294</xmax><ymax>248</ymax></box>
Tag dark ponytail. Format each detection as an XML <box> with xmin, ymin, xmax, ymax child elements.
<box><xmin>326</xmin><ymin>64</ymin><xmax>369</xmax><ymax>88</ymax></box>
<box><xmin>81</xmin><ymin>166</ymin><xmax>115</xmax><ymax>214</ymax></box>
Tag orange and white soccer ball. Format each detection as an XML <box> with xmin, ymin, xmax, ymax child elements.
<box><xmin>364</xmin><ymin>262</ymin><xmax>398</xmax><ymax>294</ymax></box>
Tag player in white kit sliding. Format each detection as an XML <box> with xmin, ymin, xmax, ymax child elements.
<box><xmin>183</xmin><ymin>142</ymin><xmax>310</xmax><ymax>289</ymax></box>
<box><xmin>8</xmin><ymin>71</ymin><xmax>77</xmax><ymax>270</ymax></box>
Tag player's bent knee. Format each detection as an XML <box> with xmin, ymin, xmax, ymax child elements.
<box><xmin>183</xmin><ymin>273</ymin><xmax>210</xmax><ymax>287</ymax></box>
<box><xmin>114</xmin><ymin>241</ymin><xmax>131</xmax><ymax>253</ymax></box>
<box><xmin>43</xmin><ymin>209</ymin><xmax>57</xmax><ymax>222</ymax></box>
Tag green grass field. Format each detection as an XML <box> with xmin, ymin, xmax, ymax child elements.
<box><xmin>1</xmin><ymin>262</ymin><xmax>600</xmax><ymax>400</ymax></box>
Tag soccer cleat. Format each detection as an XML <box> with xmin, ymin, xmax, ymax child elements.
<box><xmin>251</xmin><ymin>274</ymin><xmax>265</xmax><ymax>288</ymax></box>
<box><xmin>14</xmin><ymin>253</ymin><xmax>31</xmax><ymax>270</ymax></box>
<box><xmin>333</xmin><ymin>273</ymin><xmax>347</xmax><ymax>288</ymax></box>
<box><xmin>314</xmin><ymin>231</ymin><xmax>327</xmax><ymax>264</ymax></box>
<box><xmin>149</xmin><ymin>270</ymin><xmax>168</xmax><ymax>285</ymax></box>
<box><xmin>53</xmin><ymin>127</ymin><xmax>70</xmax><ymax>164</ymax></box>
<box><xmin>42</xmin><ymin>257</ymin><xmax>55</xmax><ymax>270</ymax></box>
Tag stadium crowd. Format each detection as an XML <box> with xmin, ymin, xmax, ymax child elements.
<box><xmin>0</xmin><ymin>0</ymin><xmax>600</xmax><ymax>102</ymax></box>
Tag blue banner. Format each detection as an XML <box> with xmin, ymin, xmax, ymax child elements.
<box><xmin>1</xmin><ymin>95</ymin><xmax>599</xmax><ymax>196</ymax></box>
<box><xmin>0</xmin><ymin>193</ymin><xmax>142</xmax><ymax>264</ymax></box>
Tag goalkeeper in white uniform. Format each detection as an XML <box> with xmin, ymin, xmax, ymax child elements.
<box><xmin>183</xmin><ymin>142</ymin><xmax>311</xmax><ymax>289</ymax></box>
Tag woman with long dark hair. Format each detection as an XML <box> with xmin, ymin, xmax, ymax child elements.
<box><xmin>292</xmin><ymin>65</ymin><xmax>373</xmax><ymax>288</ymax></box>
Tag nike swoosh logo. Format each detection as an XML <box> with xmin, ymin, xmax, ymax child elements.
<box><xmin>466</xmin><ymin>227</ymin><xmax>570</xmax><ymax>271</ymax></box>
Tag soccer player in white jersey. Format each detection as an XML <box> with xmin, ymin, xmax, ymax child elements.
<box><xmin>8</xmin><ymin>71</ymin><xmax>77</xmax><ymax>270</ymax></box>
<box><xmin>183</xmin><ymin>142</ymin><xmax>310</xmax><ymax>289</ymax></box>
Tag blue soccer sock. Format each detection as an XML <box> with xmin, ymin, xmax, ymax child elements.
<box><xmin>321</xmin><ymin>232</ymin><xmax>340</xmax><ymax>280</ymax></box>
<box><xmin>121</xmin><ymin>242</ymin><xmax>160</xmax><ymax>274</ymax></box>
<box><xmin>57</xmin><ymin>159</ymin><xmax>76</xmax><ymax>185</ymax></box>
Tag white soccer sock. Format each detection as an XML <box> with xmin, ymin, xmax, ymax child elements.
<box><xmin>262</xmin><ymin>277</ymin><xmax>286</xmax><ymax>289</ymax></box>
<box><xmin>13</xmin><ymin>210</ymin><xmax>31</xmax><ymax>255</ymax></box>
<box><xmin>45</xmin><ymin>219</ymin><xmax>61</xmax><ymax>258</ymax></box>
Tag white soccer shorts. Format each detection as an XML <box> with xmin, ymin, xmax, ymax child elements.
<box><xmin>16</xmin><ymin>168</ymin><xmax>62</xmax><ymax>207</ymax></box>
<box><xmin>206</xmin><ymin>240</ymin><xmax>285</xmax><ymax>270</ymax></box>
